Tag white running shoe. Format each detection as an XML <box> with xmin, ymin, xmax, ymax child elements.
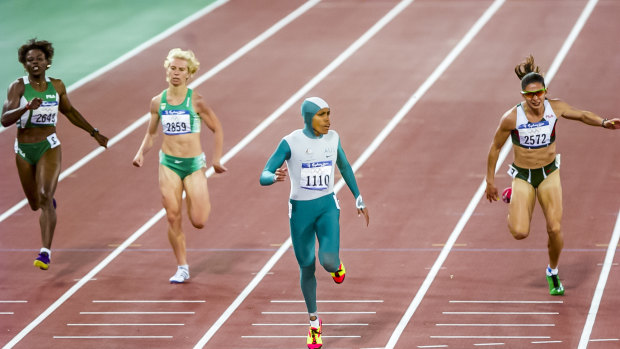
<box><xmin>169</xmin><ymin>267</ymin><xmax>190</xmax><ymax>284</ymax></box>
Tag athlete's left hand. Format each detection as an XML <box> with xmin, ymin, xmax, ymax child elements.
<box><xmin>213</xmin><ymin>162</ymin><xmax>227</xmax><ymax>173</ymax></box>
<box><xmin>94</xmin><ymin>133</ymin><xmax>109</xmax><ymax>148</ymax></box>
<box><xmin>358</xmin><ymin>207</ymin><xmax>369</xmax><ymax>227</ymax></box>
<box><xmin>603</xmin><ymin>118</ymin><xmax>620</xmax><ymax>129</ymax></box>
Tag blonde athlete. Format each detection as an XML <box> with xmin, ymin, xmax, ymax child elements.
<box><xmin>260</xmin><ymin>97</ymin><xmax>369</xmax><ymax>348</ymax></box>
<box><xmin>2</xmin><ymin>39</ymin><xmax>108</xmax><ymax>270</ymax></box>
<box><xmin>485</xmin><ymin>55</ymin><xmax>619</xmax><ymax>295</ymax></box>
<box><xmin>133</xmin><ymin>48</ymin><xmax>226</xmax><ymax>283</ymax></box>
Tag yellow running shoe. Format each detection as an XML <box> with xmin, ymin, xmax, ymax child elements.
<box><xmin>33</xmin><ymin>252</ymin><xmax>50</xmax><ymax>270</ymax></box>
<box><xmin>330</xmin><ymin>262</ymin><xmax>346</xmax><ymax>284</ymax></box>
<box><xmin>306</xmin><ymin>318</ymin><xmax>322</xmax><ymax>349</ymax></box>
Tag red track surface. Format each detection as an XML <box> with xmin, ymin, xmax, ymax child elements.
<box><xmin>1</xmin><ymin>1</ymin><xmax>618</xmax><ymax>348</ymax></box>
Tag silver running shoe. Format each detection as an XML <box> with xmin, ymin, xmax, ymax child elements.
<box><xmin>169</xmin><ymin>267</ymin><xmax>190</xmax><ymax>284</ymax></box>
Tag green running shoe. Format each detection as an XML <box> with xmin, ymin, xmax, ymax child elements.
<box><xmin>546</xmin><ymin>274</ymin><xmax>564</xmax><ymax>296</ymax></box>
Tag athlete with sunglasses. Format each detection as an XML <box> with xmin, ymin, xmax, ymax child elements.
<box><xmin>485</xmin><ymin>55</ymin><xmax>619</xmax><ymax>295</ymax></box>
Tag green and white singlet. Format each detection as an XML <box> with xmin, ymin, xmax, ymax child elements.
<box><xmin>158</xmin><ymin>89</ymin><xmax>201</xmax><ymax>135</ymax></box>
<box><xmin>284</xmin><ymin>129</ymin><xmax>340</xmax><ymax>201</ymax></box>
<box><xmin>18</xmin><ymin>76</ymin><xmax>59</xmax><ymax>129</ymax></box>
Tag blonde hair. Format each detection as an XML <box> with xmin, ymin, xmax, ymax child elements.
<box><xmin>164</xmin><ymin>48</ymin><xmax>200</xmax><ymax>76</ymax></box>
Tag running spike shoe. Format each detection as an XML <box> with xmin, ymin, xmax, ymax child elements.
<box><xmin>546</xmin><ymin>274</ymin><xmax>564</xmax><ymax>296</ymax></box>
<box><xmin>502</xmin><ymin>187</ymin><xmax>512</xmax><ymax>203</ymax></box>
<box><xmin>330</xmin><ymin>262</ymin><xmax>346</xmax><ymax>284</ymax></box>
<box><xmin>169</xmin><ymin>267</ymin><xmax>190</xmax><ymax>284</ymax></box>
<box><xmin>306</xmin><ymin>318</ymin><xmax>322</xmax><ymax>349</ymax></box>
<box><xmin>33</xmin><ymin>252</ymin><xmax>50</xmax><ymax>270</ymax></box>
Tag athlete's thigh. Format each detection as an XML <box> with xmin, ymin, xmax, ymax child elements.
<box><xmin>536</xmin><ymin>170</ymin><xmax>562</xmax><ymax>226</ymax></box>
<box><xmin>183</xmin><ymin>169</ymin><xmax>210</xmax><ymax>221</ymax></box>
<box><xmin>290</xmin><ymin>203</ymin><xmax>318</xmax><ymax>266</ymax></box>
<box><xmin>15</xmin><ymin>155</ymin><xmax>38</xmax><ymax>202</ymax></box>
<box><xmin>508</xmin><ymin>178</ymin><xmax>537</xmax><ymax>230</ymax></box>
<box><xmin>158</xmin><ymin>164</ymin><xmax>184</xmax><ymax>212</ymax></box>
<box><xmin>35</xmin><ymin>146</ymin><xmax>61</xmax><ymax>196</ymax></box>
<box><xmin>315</xmin><ymin>202</ymin><xmax>340</xmax><ymax>255</ymax></box>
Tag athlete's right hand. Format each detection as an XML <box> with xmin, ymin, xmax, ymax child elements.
<box><xmin>25</xmin><ymin>97</ymin><xmax>42</xmax><ymax>110</ymax></box>
<box><xmin>132</xmin><ymin>154</ymin><xmax>144</xmax><ymax>167</ymax></box>
<box><xmin>485</xmin><ymin>183</ymin><xmax>499</xmax><ymax>202</ymax></box>
<box><xmin>274</xmin><ymin>167</ymin><xmax>288</xmax><ymax>182</ymax></box>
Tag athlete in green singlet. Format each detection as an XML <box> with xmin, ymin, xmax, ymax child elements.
<box><xmin>133</xmin><ymin>48</ymin><xmax>226</xmax><ymax>284</ymax></box>
<box><xmin>1</xmin><ymin>39</ymin><xmax>108</xmax><ymax>270</ymax></box>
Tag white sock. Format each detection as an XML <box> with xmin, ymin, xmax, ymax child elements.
<box><xmin>309</xmin><ymin>313</ymin><xmax>319</xmax><ymax>328</ymax></box>
<box><xmin>546</xmin><ymin>265</ymin><xmax>558</xmax><ymax>276</ymax></box>
<box><xmin>40</xmin><ymin>248</ymin><xmax>51</xmax><ymax>258</ymax></box>
<box><xmin>179</xmin><ymin>264</ymin><xmax>189</xmax><ymax>271</ymax></box>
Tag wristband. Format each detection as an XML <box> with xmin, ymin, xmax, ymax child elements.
<box><xmin>25</xmin><ymin>101</ymin><xmax>33</xmax><ymax>110</ymax></box>
<box><xmin>355</xmin><ymin>195</ymin><xmax>366</xmax><ymax>210</ymax></box>
<box><xmin>601</xmin><ymin>118</ymin><xmax>608</xmax><ymax>127</ymax></box>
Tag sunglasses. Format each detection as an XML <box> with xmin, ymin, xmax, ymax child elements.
<box><xmin>521</xmin><ymin>88</ymin><xmax>547</xmax><ymax>99</ymax></box>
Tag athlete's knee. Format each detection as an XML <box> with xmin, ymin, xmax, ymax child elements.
<box><xmin>508</xmin><ymin>224</ymin><xmax>529</xmax><ymax>240</ymax></box>
<box><xmin>319</xmin><ymin>253</ymin><xmax>339</xmax><ymax>273</ymax></box>
<box><xmin>189</xmin><ymin>202</ymin><xmax>210</xmax><ymax>229</ymax></box>
<box><xmin>547</xmin><ymin>223</ymin><xmax>561</xmax><ymax>239</ymax></box>
<box><xmin>299</xmin><ymin>259</ymin><xmax>316</xmax><ymax>274</ymax></box>
<box><xmin>38</xmin><ymin>191</ymin><xmax>54</xmax><ymax>209</ymax></box>
<box><xmin>165</xmin><ymin>208</ymin><xmax>182</xmax><ymax>226</ymax></box>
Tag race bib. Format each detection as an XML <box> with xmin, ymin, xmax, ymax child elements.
<box><xmin>300</xmin><ymin>160</ymin><xmax>332</xmax><ymax>190</ymax></box>
<box><xmin>47</xmin><ymin>133</ymin><xmax>60</xmax><ymax>148</ymax></box>
<box><xmin>31</xmin><ymin>101</ymin><xmax>58</xmax><ymax>125</ymax></box>
<box><xmin>517</xmin><ymin>121</ymin><xmax>552</xmax><ymax>147</ymax></box>
<box><xmin>161</xmin><ymin>110</ymin><xmax>191</xmax><ymax>135</ymax></box>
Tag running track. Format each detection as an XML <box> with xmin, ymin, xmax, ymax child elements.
<box><xmin>1</xmin><ymin>1</ymin><xmax>618</xmax><ymax>348</ymax></box>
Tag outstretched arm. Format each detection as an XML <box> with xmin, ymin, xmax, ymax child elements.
<box><xmin>336</xmin><ymin>140</ymin><xmax>369</xmax><ymax>226</ymax></box>
<box><xmin>553</xmin><ymin>99</ymin><xmax>620</xmax><ymax>129</ymax></box>
<box><xmin>260</xmin><ymin>139</ymin><xmax>291</xmax><ymax>185</ymax></box>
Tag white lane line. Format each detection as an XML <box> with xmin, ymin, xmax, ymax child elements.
<box><xmin>431</xmin><ymin>336</ymin><xmax>550</xmax><ymax>339</ymax></box>
<box><xmin>67</xmin><ymin>323</ymin><xmax>184</xmax><ymax>326</ymax></box>
<box><xmin>92</xmin><ymin>300</ymin><xmax>205</xmax><ymax>303</ymax></box>
<box><xmin>252</xmin><ymin>323</ymin><xmax>368</xmax><ymax>326</ymax></box>
<box><xmin>0</xmin><ymin>3</ymin><xmax>321</xmax><ymax>348</ymax></box>
<box><xmin>0</xmin><ymin>313</ymin><xmax>14</xmax><ymax>315</ymax></box>
<box><xmin>443</xmin><ymin>312</ymin><xmax>558</xmax><ymax>315</ymax></box>
<box><xmin>0</xmin><ymin>301</ymin><xmax>27</xmax><ymax>303</ymax></box>
<box><xmin>271</xmin><ymin>300</ymin><xmax>383</xmax><ymax>303</ymax></box>
<box><xmin>418</xmin><ymin>346</ymin><xmax>448</xmax><ymax>348</ymax></box>
<box><xmin>449</xmin><ymin>300</ymin><xmax>563</xmax><ymax>304</ymax></box>
<box><xmin>241</xmin><ymin>335</ymin><xmax>360</xmax><ymax>338</ymax></box>
<box><xmin>378</xmin><ymin>2</ymin><xmax>504</xmax><ymax>345</ymax></box>
<box><xmin>385</xmin><ymin>0</ymin><xmax>601</xmax><ymax>346</ymax></box>
<box><xmin>80</xmin><ymin>312</ymin><xmax>194</xmax><ymax>315</ymax></box>
<box><xmin>589</xmin><ymin>339</ymin><xmax>620</xmax><ymax>342</ymax></box>
<box><xmin>0</xmin><ymin>0</ymin><xmax>320</xmax><ymax>225</ymax></box>
<box><xmin>579</xmin><ymin>210</ymin><xmax>620</xmax><ymax>348</ymax></box>
<box><xmin>192</xmin><ymin>1</ymin><xmax>417</xmax><ymax>347</ymax></box>
<box><xmin>532</xmin><ymin>341</ymin><xmax>563</xmax><ymax>344</ymax></box>
<box><xmin>435</xmin><ymin>324</ymin><xmax>555</xmax><ymax>327</ymax></box>
<box><xmin>262</xmin><ymin>311</ymin><xmax>375</xmax><ymax>315</ymax></box>
<box><xmin>53</xmin><ymin>336</ymin><xmax>173</xmax><ymax>339</ymax></box>
<box><xmin>474</xmin><ymin>344</ymin><xmax>504</xmax><ymax>347</ymax></box>
<box><xmin>0</xmin><ymin>1</ymin><xmax>229</xmax><ymax>135</ymax></box>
